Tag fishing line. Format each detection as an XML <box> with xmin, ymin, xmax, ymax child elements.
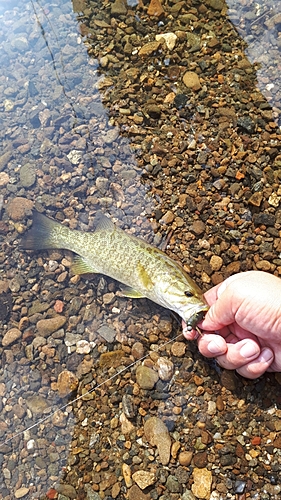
<box><xmin>0</xmin><ymin>331</ymin><xmax>185</xmax><ymax>448</ymax></box>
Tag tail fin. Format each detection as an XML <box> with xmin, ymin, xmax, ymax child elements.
<box><xmin>20</xmin><ymin>210</ymin><xmax>64</xmax><ymax>251</ymax></box>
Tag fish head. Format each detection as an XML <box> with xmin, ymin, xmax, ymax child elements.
<box><xmin>157</xmin><ymin>269</ymin><xmax>209</xmax><ymax>330</ymax></box>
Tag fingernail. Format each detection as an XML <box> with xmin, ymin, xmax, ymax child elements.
<box><xmin>207</xmin><ymin>340</ymin><xmax>223</xmax><ymax>355</ymax></box>
<box><xmin>259</xmin><ymin>348</ymin><xmax>274</xmax><ymax>363</ymax></box>
<box><xmin>240</xmin><ymin>342</ymin><xmax>259</xmax><ymax>359</ymax></box>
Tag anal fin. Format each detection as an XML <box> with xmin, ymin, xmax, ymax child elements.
<box><xmin>119</xmin><ymin>286</ymin><xmax>145</xmax><ymax>299</ymax></box>
<box><xmin>71</xmin><ymin>256</ymin><xmax>98</xmax><ymax>275</ymax></box>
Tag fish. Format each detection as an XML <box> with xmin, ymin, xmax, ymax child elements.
<box><xmin>21</xmin><ymin>210</ymin><xmax>209</xmax><ymax>329</ymax></box>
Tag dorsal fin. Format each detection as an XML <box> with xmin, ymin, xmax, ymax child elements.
<box><xmin>94</xmin><ymin>212</ymin><xmax>115</xmax><ymax>233</ymax></box>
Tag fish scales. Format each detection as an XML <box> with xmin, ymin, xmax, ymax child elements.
<box><xmin>21</xmin><ymin>210</ymin><xmax>209</xmax><ymax>329</ymax></box>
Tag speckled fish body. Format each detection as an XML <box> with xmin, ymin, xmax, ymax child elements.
<box><xmin>21</xmin><ymin>211</ymin><xmax>209</xmax><ymax>328</ymax></box>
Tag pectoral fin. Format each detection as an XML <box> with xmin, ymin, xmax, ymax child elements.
<box><xmin>120</xmin><ymin>286</ymin><xmax>146</xmax><ymax>299</ymax></box>
<box><xmin>71</xmin><ymin>256</ymin><xmax>98</xmax><ymax>275</ymax></box>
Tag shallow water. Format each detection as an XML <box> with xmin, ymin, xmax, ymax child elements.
<box><xmin>0</xmin><ymin>0</ymin><xmax>281</xmax><ymax>499</ymax></box>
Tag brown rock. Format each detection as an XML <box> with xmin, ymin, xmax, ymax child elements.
<box><xmin>183</xmin><ymin>71</ymin><xmax>201</xmax><ymax>90</ymax></box>
<box><xmin>144</xmin><ymin>416</ymin><xmax>171</xmax><ymax>465</ymax></box>
<box><xmin>171</xmin><ymin>341</ymin><xmax>186</xmax><ymax>357</ymax></box>
<box><xmin>191</xmin><ymin>220</ymin><xmax>205</xmax><ymax>235</ymax></box>
<box><xmin>178</xmin><ymin>450</ymin><xmax>193</xmax><ymax>466</ymax></box>
<box><xmin>128</xmin><ymin>485</ymin><xmax>150</xmax><ymax>500</ymax></box>
<box><xmin>6</xmin><ymin>197</ymin><xmax>33</xmax><ymax>221</ymax></box>
<box><xmin>248</xmin><ymin>192</ymin><xmax>263</xmax><ymax>207</ymax></box>
<box><xmin>36</xmin><ymin>316</ymin><xmax>67</xmax><ymax>337</ymax></box>
<box><xmin>255</xmin><ymin>260</ymin><xmax>272</xmax><ymax>271</ymax></box>
<box><xmin>139</xmin><ymin>41</ymin><xmax>161</xmax><ymax>57</ymax></box>
<box><xmin>136</xmin><ymin>365</ymin><xmax>159</xmax><ymax>389</ymax></box>
<box><xmin>111</xmin><ymin>0</ymin><xmax>127</xmax><ymax>16</ymax></box>
<box><xmin>193</xmin><ymin>451</ymin><xmax>208</xmax><ymax>468</ymax></box>
<box><xmin>57</xmin><ymin>370</ymin><xmax>79</xmax><ymax>397</ymax></box>
<box><xmin>159</xmin><ymin>210</ymin><xmax>175</xmax><ymax>224</ymax></box>
<box><xmin>132</xmin><ymin>471</ymin><xmax>156</xmax><ymax>490</ymax></box>
<box><xmin>147</xmin><ymin>0</ymin><xmax>165</xmax><ymax>17</ymax></box>
<box><xmin>220</xmin><ymin>369</ymin><xmax>238</xmax><ymax>391</ymax></box>
<box><xmin>210</xmin><ymin>255</ymin><xmax>223</xmax><ymax>271</ymax></box>
<box><xmin>192</xmin><ymin>468</ymin><xmax>212</xmax><ymax>499</ymax></box>
<box><xmin>2</xmin><ymin>327</ymin><xmax>21</xmax><ymax>346</ymax></box>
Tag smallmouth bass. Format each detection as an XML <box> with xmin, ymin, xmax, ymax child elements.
<box><xmin>21</xmin><ymin>211</ymin><xmax>208</xmax><ymax>329</ymax></box>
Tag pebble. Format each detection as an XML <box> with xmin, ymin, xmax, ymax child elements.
<box><xmin>178</xmin><ymin>451</ymin><xmax>193</xmax><ymax>466</ymax></box>
<box><xmin>55</xmin><ymin>484</ymin><xmax>77</xmax><ymax>499</ymax></box>
<box><xmin>171</xmin><ymin>342</ymin><xmax>186</xmax><ymax>357</ymax></box>
<box><xmin>136</xmin><ymin>365</ymin><xmax>159</xmax><ymax>389</ymax></box>
<box><xmin>210</xmin><ymin>255</ymin><xmax>223</xmax><ymax>271</ymax></box>
<box><xmin>147</xmin><ymin>0</ymin><xmax>165</xmax><ymax>17</ymax></box>
<box><xmin>0</xmin><ymin>172</ymin><xmax>10</xmax><ymax>186</ymax></box>
<box><xmin>191</xmin><ymin>468</ymin><xmax>212</xmax><ymax>499</ymax></box>
<box><xmin>15</xmin><ymin>488</ymin><xmax>29</xmax><ymax>499</ymax></box>
<box><xmin>6</xmin><ymin>197</ymin><xmax>33</xmax><ymax>221</ymax></box>
<box><xmin>36</xmin><ymin>316</ymin><xmax>67</xmax><ymax>337</ymax></box>
<box><xmin>57</xmin><ymin>370</ymin><xmax>79</xmax><ymax>397</ymax></box>
<box><xmin>144</xmin><ymin>416</ymin><xmax>171</xmax><ymax>465</ymax></box>
<box><xmin>19</xmin><ymin>163</ymin><xmax>36</xmax><ymax>187</ymax></box>
<box><xmin>132</xmin><ymin>471</ymin><xmax>156</xmax><ymax>490</ymax></box>
<box><xmin>156</xmin><ymin>357</ymin><xmax>174</xmax><ymax>381</ymax></box>
<box><xmin>2</xmin><ymin>327</ymin><xmax>21</xmax><ymax>346</ymax></box>
<box><xmin>183</xmin><ymin>71</ymin><xmax>201</xmax><ymax>90</ymax></box>
<box><xmin>155</xmin><ymin>32</ymin><xmax>177</xmax><ymax>51</ymax></box>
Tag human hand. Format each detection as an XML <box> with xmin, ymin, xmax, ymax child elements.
<box><xmin>182</xmin><ymin>271</ymin><xmax>281</xmax><ymax>379</ymax></box>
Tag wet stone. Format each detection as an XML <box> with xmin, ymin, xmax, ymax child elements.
<box><xmin>144</xmin><ymin>416</ymin><xmax>171</xmax><ymax>465</ymax></box>
<box><xmin>55</xmin><ymin>484</ymin><xmax>77</xmax><ymax>499</ymax></box>
<box><xmin>36</xmin><ymin>316</ymin><xmax>67</xmax><ymax>337</ymax></box>
<box><xmin>2</xmin><ymin>327</ymin><xmax>21</xmax><ymax>346</ymax></box>
<box><xmin>136</xmin><ymin>365</ymin><xmax>159</xmax><ymax>389</ymax></box>
<box><xmin>57</xmin><ymin>370</ymin><xmax>79</xmax><ymax>397</ymax></box>
<box><xmin>19</xmin><ymin>163</ymin><xmax>36</xmax><ymax>187</ymax></box>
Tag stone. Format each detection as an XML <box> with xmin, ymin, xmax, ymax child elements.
<box><xmin>155</xmin><ymin>32</ymin><xmax>177</xmax><ymax>50</ymax></box>
<box><xmin>55</xmin><ymin>484</ymin><xmax>77</xmax><ymax>499</ymax></box>
<box><xmin>138</xmin><ymin>41</ymin><xmax>161</xmax><ymax>57</ymax></box>
<box><xmin>15</xmin><ymin>488</ymin><xmax>29</xmax><ymax>499</ymax></box>
<box><xmin>132</xmin><ymin>470</ymin><xmax>156</xmax><ymax>489</ymax></box>
<box><xmin>191</xmin><ymin>468</ymin><xmax>212</xmax><ymax>499</ymax></box>
<box><xmin>6</xmin><ymin>197</ymin><xmax>33</xmax><ymax>221</ymax></box>
<box><xmin>57</xmin><ymin>370</ymin><xmax>79</xmax><ymax>397</ymax></box>
<box><xmin>19</xmin><ymin>163</ymin><xmax>36</xmax><ymax>187</ymax></box>
<box><xmin>0</xmin><ymin>150</ymin><xmax>13</xmax><ymax>172</ymax></box>
<box><xmin>26</xmin><ymin>395</ymin><xmax>48</xmax><ymax>414</ymax></box>
<box><xmin>183</xmin><ymin>71</ymin><xmax>201</xmax><ymax>90</ymax></box>
<box><xmin>171</xmin><ymin>341</ymin><xmax>186</xmax><ymax>357</ymax></box>
<box><xmin>36</xmin><ymin>316</ymin><xmax>67</xmax><ymax>337</ymax></box>
<box><xmin>144</xmin><ymin>416</ymin><xmax>171</xmax><ymax>465</ymax></box>
<box><xmin>147</xmin><ymin>0</ymin><xmax>165</xmax><ymax>17</ymax></box>
<box><xmin>179</xmin><ymin>450</ymin><xmax>193</xmax><ymax>466</ymax></box>
<box><xmin>2</xmin><ymin>327</ymin><xmax>21</xmax><ymax>346</ymax></box>
<box><xmin>210</xmin><ymin>255</ymin><xmax>223</xmax><ymax>271</ymax></box>
<box><xmin>156</xmin><ymin>357</ymin><xmax>174</xmax><ymax>381</ymax></box>
<box><xmin>136</xmin><ymin>365</ymin><xmax>159</xmax><ymax>389</ymax></box>
<box><xmin>111</xmin><ymin>0</ymin><xmax>127</xmax><ymax>16</ymax></box>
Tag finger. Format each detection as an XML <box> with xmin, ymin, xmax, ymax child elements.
<box><xmin>236</xmin><ymin>348</ymin><xmax>274</xmax><ymax>379</ymax></box>
<box><xmin>197</xmin><ymin>333</ymin><xmax>228</xmax><ymax>357</ymax></box>
<box><xmin>211</xmin><ymin>339</ymin><xmax>261</xmax><ymax>371</ymax></box>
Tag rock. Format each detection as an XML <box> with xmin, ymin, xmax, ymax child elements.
<box><xmin>26</xmin><ymin>395</ymin><xmax>48</xmax><ymax>414</ymax></box>
<box><xmin>166</xmin><ymin>475</ymin><xmax>180</xmax><ymax>493</ymax></box>
<box><xmin>0</xmin><ymin>172</ymin><xmax>10</xmax><ymax>186</ymax></box>
<box><xmin>15</xmin><ymin>487</ymin><xmax>29</xmax><ymax>499</ymax></box>
<box><xmin>191</xmin><ymin>220</ymin><xmax>205</xmax><ymax>235</ymax></box>
<box><xmin>210</xmin><ymin>255</ymin><xmax>223</xmax><ymax>271</ymax></box>
<box><xmin>36</xmin><ymin>316</ymin><xmax>67</xmax><ymax>337</ymax></box>
<box><xmin>57</xmin><ymin>370</ymin><xmax>79</xmax><ymax>397</ymax></box>
<box><xmin>55</xmin><ymin>484</ymin><xmax>77</xmax><ymax>499</ymax></box>
<box><xmin>111</xmin><ymin>0</ymin><xmax>127</xmax><ymax>16</ymax></box>
<box><xmin>2</xmin><ymin>327</ymin><xmax>21</xmax><ymax>346</ymax></box>
<box><xmin>6</xmin><ymin>197</ymin><xmax>33</xmax><ymax>221</ymax></box>
<box><xmin>120</xmin><ymin>412</ymin><xmax>135</xmax><ymax>434</ymax></box>
<box><xmin>147</xmin><ymin>0</ymin><xmax>165</xmax><ymax>17</ymax></box>
<box><xmin>144</xmin><ymin>416</ymin><xmax>171</xmax><ymax>465</ymax></box>
<box><xmin>248</xmin><ymin>192</ymin><xmax>263</xmax><ymax>207</ymax></box>
<box><xmin>19</xmin><ymin>163</ymin><xmax>36</xmax><ymax>187</ymax></box>
<box><xmin>128</xmin><ymin>485</ymin><xmax>150</xmax><ymax>500</ymax></box>
<box><xmin>132</xmin><ymin>470</ymin><xmax>156</xmax><ymax>489</ymax></box>
<box><xmin>156</xmin><ymin>357</ymin><xmax>174</xmax><ymax>381</ymax></box>
<box><xmin>131</xmin><ymin>341</ymin><xmax>145</xmax><ymax>359</ymax></box>
<box><xmin>136</xmin><ymin>365</ymin><xmax>159</xmax><ymax>389</ymax></box>
<box><xmin>179</xmin><ymin>451</ymin><xmax>193</xmax><ymax>466</ymax></box>
<box><xmin>255</xmin><ymin>260</ymin><xmax>272</xmax><ymax>271</ymax></box>
<box><xmin>122</xmin><ymin>463</ymin><xmax>132</xmax><ymax>488</ymax></box>
<box><xmin>171</xmin><ymin>341</ymin><xmax>186</xmax><ymax>357</ymax></box>
<box><xmin>0</xmin><ymin>150</ymin><xmax>13</xmax><ymax>172</ymax></box>
<box><xmin>97</xmin><ymin>324</ymin><xmax>116</xmax><ymax>342</ymax></box>
<box><xmin>155</xmin><ymin>32</ymin><xmax>177</xmax><ymax>50</ymax></box>
<box><xmin>138</xmin><ymin>41</ymin><xmax>161</xmax><ymax>57</ymax></box>
<box><xmin>191</xmin><ymin>468</ymin><xmax>212</xmax><ymax>499</ymax></box>
<box><xmin>159</xmin><ymin>210</ymin><xmax>175</xmax><ymax>224</ymax></box>
<box><xmin>183</xmin><ymin>71</ymin><xmax>201</xmax><ymax>90</ymax></box>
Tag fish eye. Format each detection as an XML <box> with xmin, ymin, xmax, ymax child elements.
<box><xmin>184</xmin><ymin>290</ymin><xmax>193</xmax><ymax>297</ymax></box>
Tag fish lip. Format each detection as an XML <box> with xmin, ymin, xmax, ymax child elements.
<box><xmin>184</xmin><ymin>305</ymin><xmax>209</xmax><ymax>330</ymax></box>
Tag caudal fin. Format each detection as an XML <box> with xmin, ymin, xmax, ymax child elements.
<box><xmin>20</xmin><ymin>210</ymin><xmax>63</xmax><ymax>251</ymax></box>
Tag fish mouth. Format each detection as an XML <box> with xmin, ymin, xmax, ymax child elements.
<box><xmin>184</xmin><ymin>306</ymin><xmax>209</xmax><ymax>331</ymax></box>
